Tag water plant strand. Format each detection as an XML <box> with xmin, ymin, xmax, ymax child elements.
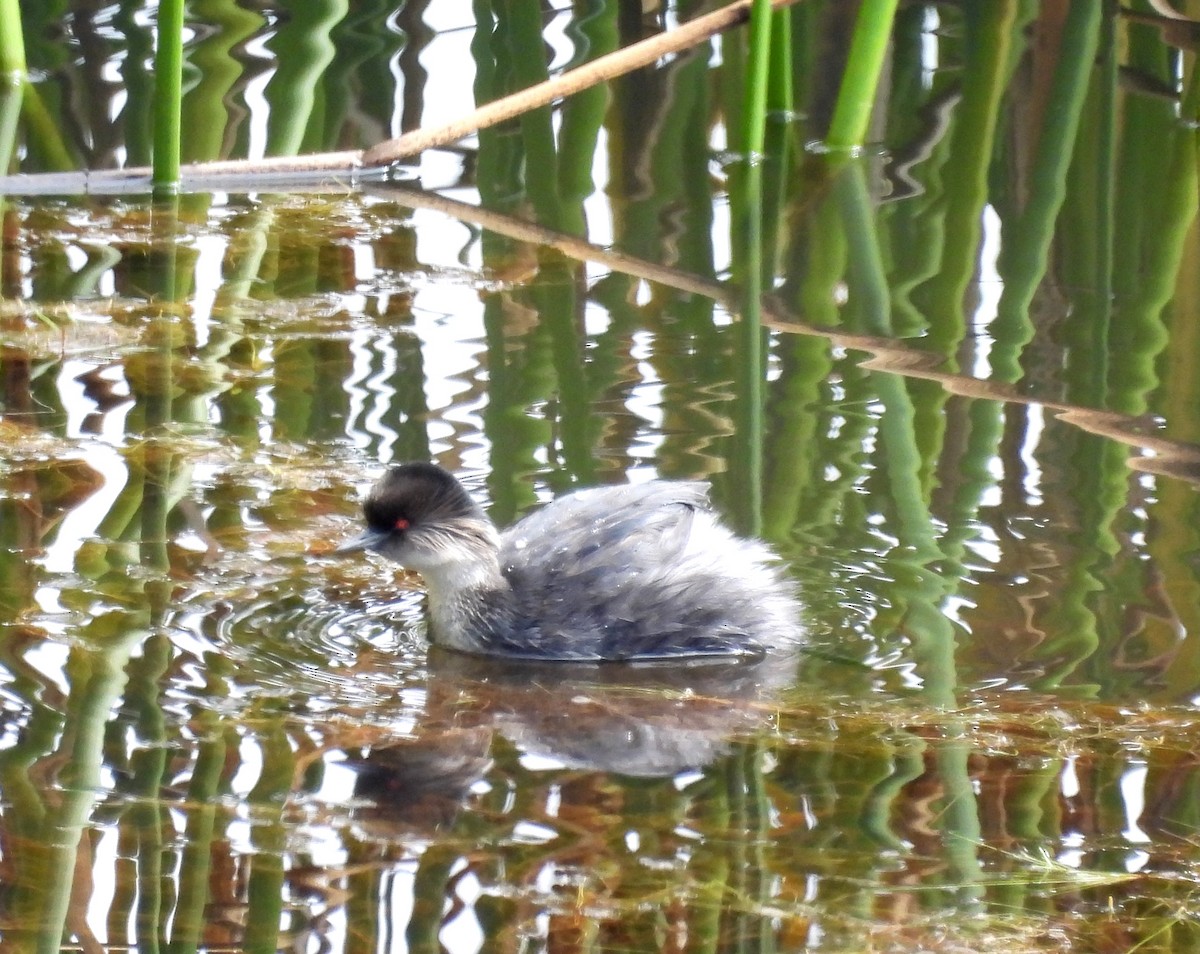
<box><xmin>0</xmin><ymin>0</ymin><xmax>25</xmax><ymax>77</ymax></box>
<box><xmin>826</xmin><ymin>0</ymin><xmax>901</xmax><ymax>150</ymax></box>
<box><xmin>152</xmin><ymin>0</ymin><xmax>185</xmax><ymax>191</ymax></box>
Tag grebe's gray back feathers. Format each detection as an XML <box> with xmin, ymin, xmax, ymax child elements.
<box><xmin>503</xmin><ymin>481</ymin><xmax>707</xmax><ymax>589</ymax></box>
<box><xmin>499</xmin><ymin>482</ymin><xmax>720</xmax><ymax>660</ymax></box>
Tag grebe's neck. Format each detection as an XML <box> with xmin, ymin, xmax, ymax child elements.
<box><xmin>414</xmin><ymin>523</ymin><xmax>523</xmax><ymax>654</ymax></box>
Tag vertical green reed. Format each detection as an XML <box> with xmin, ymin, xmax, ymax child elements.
<box><xmin>1149</xmin><ymin>71</ymin><xmax>1200</xmax><ymax>699</ymax></box>
<box><xmin>742</xmin><ymin>0</ymin><xmax>772</xmax><ymax>159</ymax></box>
<box><xmin>1111</xmin><ymin>59</ymin><xmax>1197</xmax><ymax>414</ymax></box>
<box><xmin>0</xmin><ymin>78</ymin><xmax>22</xmax><ymax>173</ymax></box>
<box><xmin>887</xmin><ymin>5</ymin><xmax>1020</xmax><ymax>680</ymax></box>
<box><xmin>244</xmin><ymin>717</ymin><xmax>293</xmax><ymax>953</ymax></box>
<box><xmin>123</xmin><ymin>636</ymin><xmax>171</xmax><ymax>951</ymax></box>
<box><xmin>539</xmin><ymin>258</ymin><xmax>594</xmax><ymax>484</ymax></box>
<box><xmin>557</xmin><ymin>4</ymin><xmax>618</xmax><ymax>236</ymax></box>
<box><xmin>825</xmin><ymin>0</ymin><xmax>899</xmax><ymax>149</ymax></box>
<box><xmin>992</xmin><ymin>0</ymin><xmax>1101</xmax><ymax>381</ymax></box>
<box><xmin>0</xmin><ymin>0</ymin><xmax>24</xmax><ymax>77</ymax></box>
<box><xmin>836</xmin><ymin>157</ymin><xmax>985</xmax><ymax>894</ymax></box>
<box><xmin>1060</xmin><ymin>6</ymin><xmax>1116</xmax><ymax>387</ymax></box>
<box><xmin>342</xmin><ymin>0</ymin><xmax>406</xmax><ymax>139</ymax></box>
<box><xmin>317</xmin><ymin>4</ymin><xmax>400</xmax><ymax>152</ymax></box>
<box><xmin>185</xmin><ymin>0</ymin><xmax>264</xmax><ymax>164</ymax></box>
<box><xmin>406</xmin><ymin>845</ymin><xmax>460</xmax><ymax>949</ymax></box>
<box><xmin>167</xmin><ymin>707</ymin><xmax>227</xmax><ymax>954</ymax></box>
<box><xmin>1026</xmin><ymin>7</ymin><xmax>1123</xmax><ymax>692</ymax></box>
<box><xmin>16</xmin><ymin>0</ymin><xmax>72</xmax><ymax>171</ymax></box>
<box><xmin>18</xmin><ymin>83</ymin><xmax>73</xmax><ymax>171</ymax></box>
<box><xmin>114</xmin><ymin>1</ymin><xmax>155</xmax><ymax>166</ymax></box>
<box><xmin>265</xmin><ymin>0</ymin><xmax>348</xmax><ymax>156</ymax></box>
<box><xmin>493</xmin><ymin>3</ymin><xmax>604</xmax><ymax>488</ymax></box>
<box><xmin>728</xmin><ymin>0</ymin><xmax>774</xmax><ymax>534</ymax></box>
<box><xmin>760</xmin><ymin>9</ymin><xmax>792</xmax><ymax>276</ymax></box>
<box><xmin>919</xmin><ymin>1</ymin><xmax>1020</xmax><ymax>358</ymax></box>
<box><xmin>152</xmin><ymin>0</ymin><xmax>185</xmax><ymax>191</ymax></box>
<box><xmin>504</xmin><ymin>1</ymin><xmax>562</xmax><ymax>229</ymax></box>
<box><xmin>471</xmin><ymin>0</ymin><xmax>520</xmax><ymax>215</ymax></box>
<box><xmin>30</xmin><ymin>618</ymin><xmax>147</xmax><ymax>954</ymax></box>
<box><xmin>1089</xmin><ymin>26</ymin><xmax>1200</xmax><ymax>698</ymax></box>
<box><xmin>472</xmin><ymin>0</ymin><xmax>563</xmax><ymax>505</ymax></box>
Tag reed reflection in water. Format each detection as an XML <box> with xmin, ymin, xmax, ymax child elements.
<box><xmin>1</xmin><ymin>1</ymin><xmax>1200</xmax><ymax>951</ymax></box>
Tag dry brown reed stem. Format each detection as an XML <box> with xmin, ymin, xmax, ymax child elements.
<box><xmin>0</xmin><ymin>0</ymin><xmax>804</xmax><ymax>193</ymax></box>
<box><xmin>364</xmin><ymin>183</ymin><xmax>1200</xmax><ymax>487</ymax></box>
<box><xmin>363</xmin><ymin>0</ymin><xmax>804</xmax><ymax>166</ymax></box>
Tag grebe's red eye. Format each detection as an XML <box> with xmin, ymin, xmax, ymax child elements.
<box><xmin>394</xmin><ymin>518</ymin><xmax>410</xmax><ymax>531</ymax></box>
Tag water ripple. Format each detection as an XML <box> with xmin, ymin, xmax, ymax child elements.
<box><xmin>173</xmin><ymin>577</ymin><xmax>429</xmax><ymax>709</ymax></box>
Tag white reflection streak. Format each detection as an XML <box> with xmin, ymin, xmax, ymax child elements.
<box><xmin>43</xmin><ymin>361</ymin><xmax>129</xmax><ymax>574</ymax></box>
<box><xmin>386</xmin><ymin>864</ymin><xmax>418</xmax><ymax>951</ymax></box>
<box><xmin>191</xmin><ymin>234</ymin><xmax>230</xmax><ymax>349</ymax></box>
<box><xmin>1020</xmin><ymin>403</ymin><xmax>1045</xmax><ymax>504</ymax></box>
<box><xmin>443</xmin><ymin>869</ymin><xmax>485</xmax><ymax>953</ymax></box>
<box><xmin>64</xmin><ymin>243</ymin><xmax>90</xmax><ymax>274</ymax></box>
<box><xmin>627</xmin><ymin>330</ymin><xmax>664</xmax><ymax>461</ymax></box>
<box><xmin>345</xmin><ymin>328</ymin><xmax>376</xmax><ymax>451</ymax></box>
<box><xmin>1060</xmin><ymin>755</ymin><xmax>1080</xmax><ymax>798</ymax></box>
<box><xmin>1120</xmin><ymin>761</ymin><xmax>1151</xmax><ymax>844</ymax></box>
<box><xmin>241</xmin><ymin>30</ymin><xmax>277</xmax><ymax>162</ymax></box>
<box><xmin>257</xmin><ymin>344</ymin><xmax>275</xmax><ymax>441</ymax></box>
<box><xmin>87</xmin><ymin>829</ymin><xmax>120</xmax><ymax>939</ymax></box>
<box><xmin>354</xmin><ymin>243</ymin><xmax>375</xmax><ymax>284</ymax></box>
<box><xmin>971</xmin><ymin>205</ymin><xmax>1003</xmax><ymax>381</ymax></box>
<box><xmin>230</xmin><ymin>734</ymin><xmax>264</xmax><ymax>796</ymax></box>
<box><xmin>921</xmin><ymin>7</ymin><xmax>940</xmax><ymax>85</ymax></box>
<box><xmin>586</xmin><ymin>127</ymin><xmax>614</xmax><ymax>247</ymax></box>
<box><xmin>364</xmin><ymin>334</ymin><xmax>401</xmax><ymax>464</ymax></box>
<box><xmin>385</xmin><ymin>8</ymin><xmax>405</xmax><ymax>140</ymax></box>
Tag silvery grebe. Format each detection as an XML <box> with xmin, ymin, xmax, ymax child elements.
<box><xmin>338</xmin><ymin>463</ymin><xmax>801</xmax><ymax>661</ymax></box>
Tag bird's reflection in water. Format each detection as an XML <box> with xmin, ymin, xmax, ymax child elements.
<box><xmin>346</xmin><ymin>648</ymin><xmax>799</xmax><ymax>831</ymax></box>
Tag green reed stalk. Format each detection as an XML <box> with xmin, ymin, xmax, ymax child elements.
<box><xmin>0</xmin><ymin>0</ymin><xmax>25</xmax><ymax>77</ymax></box>
<box><xmin>152</xmin><ymin>0</ymin><xmax>185</xmax><ymax>192</ymax></box>
<box><xmin>112</xmin><ymin>1</ymin><xmax>154</xmax><ymax>166</ymax></box>
<box><xmin>244</xmin><ymin>720</ymin><xmax>292</xmax><ymax>953</ymax></box>
<box><xmin>1056</xmin><ymin>7</ymin><xmax>1116</xmax><ymax>414</ymax></box>
<box><xmin>992</xmin><ymin>0</ymin><xmax>1101</xmax><ymax>382</ymax></box>
<box><xmin>538</xmin><ymin>261</ymin><xmax>595</xmax><ymax>483</ymax></box>
<box><xmin>921</xmin><ymin>0</ymin><xmax>1019</xmax><ymax>359</ymax></box>
<box><xmin>1146</xmin><ymin>78</ymin><xmax>1200</xmax><ymax>698</ymax></box>
<box><xmin>265</xmin><ymin>0</ymin><xmax>347</xmax><ymax>156</ymax></box>
<box><xmin>168</xmin><ymin>712</ymin><xmax>225</xmax><ymax>954</ymax></box>
<box><xmin>742</xmin><ymin>0</ymin><xmax>772</xmax><ymax>158</ymax></box>
<box><xmin>184</xmin><ymin>0</ymin><xmax>263</xmax><ymax>163</ymax></box>
<box><xmin>825</xmin><ymin>0</ymin><xmax>900</xmax><ymax>149</ymax></box>
<box><xmin>761</xmin><ymin>6</ymin><xmax>792</xmax><ymax>269</ymax></box>
<box><xmin>19</xmin><ymin>81</ymin><xmax>73</xmax><ymax>170</ymax></box>
<box><xmin>557</xmin><ymin>3</ymin><xmax>618</xmax><ymax>236</ymax></box>
<box><xmin>733</xmin><ymin>251</ymin><xmax>765</xmax><ymax>536</ymax></box>
<box><xmin>0</xmin><ymin>78</ymin><xmax>21</xmax><ymax>175</ymax></box>
<box><xmin>35</xmin><ymin>624</ymin><xmax>145</xmax><ymax>954</ymax></box>
<box><xmin>728</xmin><ymin>1</ymin><xmax>773</xmax><ymax>535</ymax></box>
<box><xmin>506</xmin><ymin>0</ymin><xmax>563</xmax><ymax>229</ymax></box>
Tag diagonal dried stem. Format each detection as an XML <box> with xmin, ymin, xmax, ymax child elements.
<box><xmin>0</xmin><ymin>0</ymin><xmax>804</xmax><ymax>194</ymax></box>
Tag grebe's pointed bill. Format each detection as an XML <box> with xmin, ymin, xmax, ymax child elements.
<box><xmin>335</xmin><ymin>527</ymin><xmax>389</xmax><ymax>554</ymax></box>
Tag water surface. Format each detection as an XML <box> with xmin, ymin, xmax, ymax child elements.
<box><xmin>2</xmin><ymin>2</ymin><xmax>1200</xmax><ymax>951</ymax></box>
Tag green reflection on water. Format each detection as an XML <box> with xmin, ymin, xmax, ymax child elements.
<box><xmin>1</xmin><ymin>2</ymin><xmax>1200</xmax><ymax>952</ymax></box>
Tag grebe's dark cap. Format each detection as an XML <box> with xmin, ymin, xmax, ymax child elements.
<box><xmin>338</xmin><ymin>463</ymin><xmax>483</xmax><ymax>554</ymax></box>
